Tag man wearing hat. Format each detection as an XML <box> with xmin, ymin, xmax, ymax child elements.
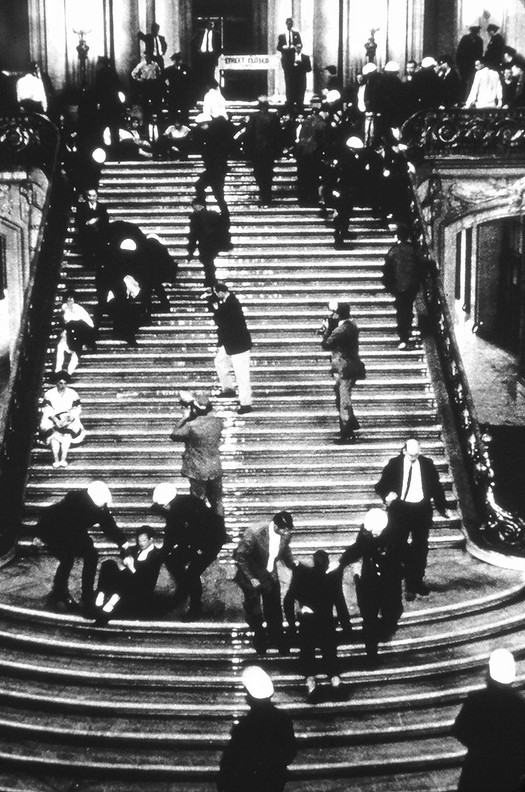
<box><xmin>321</xmin><ymin>302</ymin><xmax>365</xmax><ymax>444</ymax></box>
<box><xmin>192</xmin><ymin>113</ymin><xmax>235</xmax><ymax>220</ymax></box>
<box><xmin>151</xmin><ymin>482</ymin><xmax>228</xmax><ymax>618</ymax></box>
<box><xmin>484</xmin><ymin>23</ymin><xmax>505</xmax><ymax>71</ymax></box>
<box><xmin>163</xmin><ymin>53</ymin><xmax>191</xmax><ymax>121</ymax></box>
<box><xmin>453</xmin><ymin>648</ymin><xmax>525</xmax><ymax>792</ymax></box>
<box><xmin>382</xmin><ymin>224</ymin><xmax>425</xmax><ymax>349</ymax></box>
<box><xmin>340</xmin><ymin>508</ymin><xmax>404</xmax><ymax>665</ymax></box>
<box><xmin>411</xmin><ymin>56</ymin><xmax>441</xmax><ymax>111</ymax></box>
<box><xmin>234</xmin><ymin>511</ymin><xmax>294</xmax><ymax>654</ymax></box>
<box><xmin>218</xmin><ymin>665</ymin><xmax>297</xmax><ymax>792</ymax></box>
<box><xmin>456</xmin><ymin>24</ymin><xmax>483</xmax><ymax>100</ymax></box>
<box><xmin>35</xmin><ymin>481</ymin><xmax>128</xmax><ymax>613</ymax></box>
<box><xmin>170</xmin><ymin>391</ymin><xmax>225</xmax><ymax>516</ymax></box>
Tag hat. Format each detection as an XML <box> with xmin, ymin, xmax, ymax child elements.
<box><xmin>468</xmin><ymin>21</ymin><xmax>481</xmax><ymax>30</ymax></box>
<box><xmin>335</xmin><ymin>302</ymin><xmax>350</xmax><ymax>319</ymax></box>
<box><xmin>195</xmin><ymin>112</ymin><xmax>212</xmax><ymax>124</ymax></box>
<box><xmin>487</xmin><ymin>23</ymin><xmax>500</xmax><ymax>32</ymax></box>
<box><xmin>489</xmin><ymin>648</ymin><xmax>516</xmax><ymax>684</ymax></box>
<box><xmin>87</xmin><ymin>481</ymin><xmax>112</xmax><ymax>508</ymax></box>
<box><xmin>242</xmin><ymin>666</ymin><xmax>274</xmax><ymax>699</ymax></box>
<box><xmin>152</xmin><ymin>482</ymin><xmax>177</xmax><ymax>507</ymax></box>
<box><xmin>120</xmin><ymin>238</ymin><xmax>137</xmax><ymax>251</ymax></box>
<box><xmin>325</xmin><ymin>89</ymin><xmax>342</xmax><ymax>104</ymax></box>
<box><xmin>91</xmin><ymin>147</ymin><xmax>106</xmax><ymax>164</ymax></box>
<box><xmin>170</xmin><ymin>52</ymin><xmax>182</xmax><ymax>60</ymax></box>
<box><xmin>362</xmin><ymin>63</ymin><xmax>377</xmax><ymax>75</ymax></box>
<box><xmin>384</xmin><ymin>60</ymin><xmax>400</xmax><ymax>73</ymax></box>
<box><xmin>363</xmin><ymin>508</ymin><xmax>388</xmax><ymax>535</ymax></box>
<box><xmin>273</xmin><ymin>510</ymin><xmax>294</xmax><ymax>530</ymax></box>
<box><xmin>421</xmin><ymin>56</ymin><xmax>437</xmax><ymax>68</ymax></box>
<box><xmin>324</xmin><ymin>65</ymin><xmax>337</xmax><ymax>75</ymax></box>
<box><xmin>328</xmin><ymin>299</ymin><xmax>339</xmax><ymax>312</ymax></box>
<box><xmin>345</xmin><ymin>136</ymin><xmax>364</xmax><ymax>150</ymax></box>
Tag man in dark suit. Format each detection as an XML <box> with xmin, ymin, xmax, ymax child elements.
<box><xmin>287</xmin><ymin>44</ymin><xmax>312</xmax><ymax>112</ymax></box>
<box><xmin>277</xmin><ymin>17</ymin><xmax>302</xmax><ymax>109</ymax></box>
<box><xmin>284</xmin><ymin>549</ymin><xmax>350</xmax><ymax>697</ymax></box>
<box><xmin>187</xmin><ymin>198</ymin><xmax>230</xmax><ymax>287</ymax></box>
<box><xmin>484</xmin><ymin>23</ymin><xmax>505</xmax><ymax>71</ymax></box>
<box><xmin>321</xmin><ymin>301</ymin><xmax>365</xmax><ymax>444</ymax></box>
<box><xmin>151</xmin><ymin>482</ymin><xmax>227</xmax><ymax>619</ymax></box>
<box><xmin>375</xmin><ymin>437</ymin><xmax>449</xmax><ymax>600</ymax></box>
<box><xmin>218</xmin><ymin>666</ymin><xmax>297</xmax><ymax>792</ymax></box>
<box><xmin>164</xmin><ymin>52</ymin><xmax>191</xmax><ymax>121</ymax></box>
<box><xmin>192</xmin><ymin>19</ymin><xmax>221</xmax><ymax>96</ymax></box>
<box><xmin>456</xmin><ymin>25</ymin><xmax>484</xmax><ymax>100</ymax></box>
<box><xmin>207</xmin><ymin>281</ymin><xmax>253</xmax><ymax>414</ymax></box>
<box><xmin>36</xmin><ymin>481</ymin><xmax>128</xmax><ymax>612</ymax></box>
<box><xmin>192</xmin><ymin>113</ymin><xmax>235</xmax><ymax>219</ymax></box>
<box><xmin>436</xmin><ymin>55</ymin><xmax>461</xmax><ymax>106</ymax></box>
<box><xmin>411</xmin><ymin>56</ymin><xmax>441</xmax><ymax>111</ymax></box>
<box><xmin>453</xmin><ymin>648</ymin><xmax>525</xmax><ymax>792</ymax></box>
<box><xmin>243</xmin><ymin>97</ymin><xmax>282</xmax><ymax>204</ymax></box>
<box><xmin>169</xmin><ymin>391</ymin><xmax>225</xmax><ymax>516</ymax></box>
<box><xmin>382</xmin><ymin>224</ymin><xmax>425</xmax><ymax>349</ymax></box>
<box><xmin>76</xmin><ymin>188</ymin><xmax>110</xmax><ymax>269</ymax></box>
<box><xmin>340</xmin><ymin>508</ymin><xmax>404</xmax><ymax>666</ymax></box>
<box><xmin>234</xmin><ymin>511</ymin><xmax>294</xmax><ymax>654</ymax></box>
<box><xmin>94</xmin><ymin>526</ymin><xmax>162</xmax><ymax>621</ymax></box>
<box><xmin>139</xmin><ymin>23</ymin><xmax>167</xmax><ymax>71</ymax></box>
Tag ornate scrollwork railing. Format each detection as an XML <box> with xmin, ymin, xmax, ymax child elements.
<box><xmin>403</xmin><ymin>107</ymin><xmax>525</xmax><ymax>160</ymax></box>
<box><xmin>407</xmin><ymin>181</ymin><xmax>525</xmax><ymax>554</ymax></box>
<box><xmin>0</xmin><ymin>114</ymin><xmax>71</xmax><ymax>558</ymax></box>
<box><xmin>0</xmin><ymin>113</ymin><xmax>60</xmax><ymax>176</ymax></box>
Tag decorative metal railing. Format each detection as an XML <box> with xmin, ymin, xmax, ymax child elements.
<box><xmin>0</xmin><ymin>113</ymin><xmax>61</xmax><ymax>176</ymax></box>
<box><xmin>405</xmin><ymin>163</ymin><xmax>525</xmax><ymax>554</ymax></box>
<box><xmin>0</xmin><ymin>114</ymin><xmax>71</xmax><ymax>558</ymax></box>
<box><xmin>403</xmin><ymin>107</ymin><xmax>525</xmax><ymax>160</ymax></box>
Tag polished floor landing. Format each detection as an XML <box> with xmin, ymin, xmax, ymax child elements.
<box><xmin>4</xmin><ymin>545</ymin><xmax>524</xmax><ymax>625</ymax></box>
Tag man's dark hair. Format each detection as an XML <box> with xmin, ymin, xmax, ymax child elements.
<box><xmin>273</xmin><ymin>510</ymin><xmax>293</xmax><ymax>530</ymax></box>
<box><xmin>335</xmin><ymin>303</ymin><xmax>350</xmax><ymax>320</ymax></box>
<box><xmin>396</xmin><ymin>224</ymin><xmax>411</xmax><ymax>243</ymax></box>
<box><xmin>136</xmin><ymin>525</ymin><xmax>155</xmax><ymax>539</ymax></box>
<box><xmin>214</xmin><ymin>281</ymin><xmax>229</xmax><ymax>293</ymax></box>
<box><xmin>313</xmin><ymin>549</ymin><xmax>330</xmax><ymax>569</ymax></box>
<box><xmin>438</xmin><ymin>54</ymin><xmax>453</xmax><ymax>67</ymax></box>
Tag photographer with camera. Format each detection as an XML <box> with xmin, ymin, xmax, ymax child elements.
<box><xmin>169</xmin><ymin>390</ymin><xmax>225</xmax><ymax>516</ymax></box>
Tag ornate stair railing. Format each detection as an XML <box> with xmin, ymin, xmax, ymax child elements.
<box><xmin>401</xmin><ymin>108</ymin><xmax>525</xmax><ymax>554</ymax></box>
<box><xmin>0</xmin><ymin>114</ymin><xmax>71</xmax><ymax>559</ymax></box>
<box><xmin>403</xmin><ymin>107</ymin><xmax>525</xmax><ymax>160</ymax></box>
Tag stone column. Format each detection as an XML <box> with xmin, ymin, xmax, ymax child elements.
<box><xmin>113</xmin><ymin>0</ymin><xmax>140</xmax><ymax>84</ymax></box>
<box><xmin>313</xmin><ymin>0</ymin><xmax>340</xmax><ymax>96</ymax></box>
<box><xmin>267</xmin><ymin>0</ymin><xmax>293</xmax><ymax>100</ymax></box>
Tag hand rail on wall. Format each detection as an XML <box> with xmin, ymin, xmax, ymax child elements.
<box><xmin>401</xmin><ymin>121</ymin><xmax>525</xmax><ymax>555</ymax></box>
<box><xmin>0</xmin><ymin>113</ymin><xmax>71</xmax><ymax>559</ymax></box>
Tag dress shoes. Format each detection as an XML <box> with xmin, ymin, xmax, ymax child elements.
<box><xmin>237</xmin><ymin>405</ymin><xmax>253</xmax><ymax>415</ymax></box>
<box><xmin>333</xmin><ymin>434</ymin><xmax>356</xmax><ymax>445</ymax></box>
<box><xmin>217</xmin><ymin>388</ymin><xmax>236</xmax><ymax>398</ymax></box>
<box><xmin>330</xmin><ymin>675</ymin><xmax>342</xmax><ymax>689</ymax></box>
<box><xmin>48</xmin><ymin>592</ymin><xmax>80</xmax><ymax>613</ymax></box>
<box><xmin>405</xmin><ymin>590</ymin><xmax>416</xmax><ymax>602</ymax></box>
<box><xmin>413</xmin><ymin>582</ymin><xmax>430</xmax><ymax>596</ymax></box>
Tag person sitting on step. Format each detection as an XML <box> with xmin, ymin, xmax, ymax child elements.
<box><xmin>54</xmin><ymin>290</ymin><xmax>96</xmax><ymax>376</ymax></box>
<box><xmin>39</xmin><ymin>370</ymin><xmax>85</xmax><ymax>468</ymax></box>
<box><xmin>94</xmin><ymin>526</ymin><xmax>162</xmax><ymax>622</ymax></box>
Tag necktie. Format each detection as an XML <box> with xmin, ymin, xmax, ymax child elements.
<box><xmin>288</xmin><ymin>31</ymin><xmax>292</xmax><ymax>46</ymax></box>
<box><xmin>402</xmin><ymin>462</ymin><xmax>414</xmax><ymax>500</ymax></box>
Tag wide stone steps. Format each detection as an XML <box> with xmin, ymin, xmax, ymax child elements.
<box><xmin>8</xmin><ymin>153</ymin><xmax>480</xmax><ymax>790</ymax></box>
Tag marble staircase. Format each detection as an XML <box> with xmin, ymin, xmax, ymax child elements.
<box><xmin>3</xmin><ymin>151</ymin><xmax>522</xmax><ymax>791</ymax></box>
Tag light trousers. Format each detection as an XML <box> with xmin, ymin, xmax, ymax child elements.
<box><xmin>214</xmin><ymin>347</ymin><xmax>252</xmax><ymax>406</ymax></box>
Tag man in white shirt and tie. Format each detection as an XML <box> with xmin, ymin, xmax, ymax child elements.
<box><xmin>234</xmin><ymin>511</ymin><xmax>294</xmax><ymax>655</ymax></box>
<box><xmin>375</xmin><ymin>438</ymin><xmax>449</xmax><ymax>600</ymax></box>
<box><xmin>193</xmin><ymin>18</ymin><xmax>221</xmax><ymax>95</ymax></box>
<box><xmin>277</xmin><ymin>18</ymin><xmax>302</xmax><ymax>109</ymax></box>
